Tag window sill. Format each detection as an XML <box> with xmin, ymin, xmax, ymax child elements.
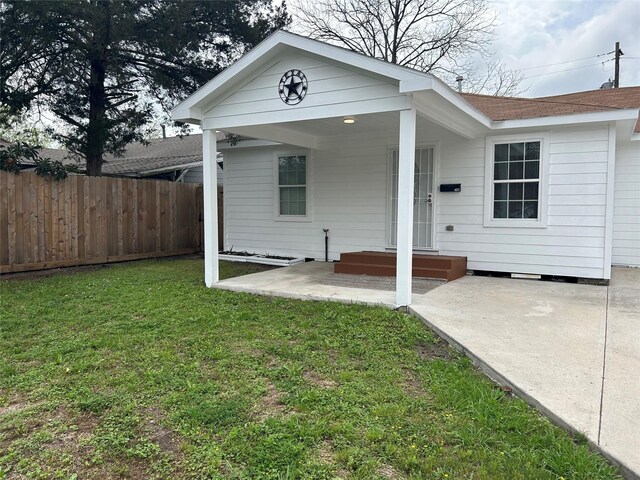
<box><xmin>483</xmin><ymin>219</ymin><xmax>547</xmax><ymax>229</ymax></box>
<box><xmin>274</xmin><ymin>215</ymin><xmax>312</xmax><ymax>223</ymax></box>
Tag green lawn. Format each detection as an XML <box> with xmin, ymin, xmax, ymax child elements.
<box><xmin>0</xmin><ymin>258</ymin><xmax>621</xmax><ymax>479</ymax></box>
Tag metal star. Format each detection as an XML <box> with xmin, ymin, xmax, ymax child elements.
<box><xmin>284</xmin><ymin>76</ymin><xmax>302</xmax><ymax>100</ymax></box>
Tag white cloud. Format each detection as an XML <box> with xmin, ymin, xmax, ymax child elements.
<box><xmin>490</xmin><ymin>0</ymin><xmax>640</xmax><ymax>96</ymax></box>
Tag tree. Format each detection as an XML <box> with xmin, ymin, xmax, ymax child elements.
<box><xmin>0</xmin><ymin>0</ymin><xmax>290</xmax><ymax>175</ymax></box>
<box><xmin>294</xmin><ymin>0</ymin><xmax>523</xmax><ymax>95</ymax></box>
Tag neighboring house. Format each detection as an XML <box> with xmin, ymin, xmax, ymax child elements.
<box><xmin>30</xmin><ymin>134</ymin><xmax>223</xmax><ymax>185</ymax></box>
<box><xmin>172</xmin><ymin>30</ymin><xmax>640</xmax><ymax>307</ymax></box>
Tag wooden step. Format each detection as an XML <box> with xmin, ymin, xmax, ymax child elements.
<box><xmin>334</xmin><ymin>251</ymin><xmax>467</xmax><ymax>281</ymax></box>
<box><xmin>340</xmin><ymin>251</ymin><xmax>464</xmax><ymax>270</ymax></box>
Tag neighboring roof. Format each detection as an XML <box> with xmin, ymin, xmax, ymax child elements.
<box><xmin>102</xmin><ymin>134</ymin><xmax>203</xmax><ymax>175</ymax></box>
<box><xmin>461</xmin><ymin>87</ymin><xmax>640</xmax><ymax>132</ymax></box>
<box><xmin>101</xmin><ymin>133</ymin><xmax>223</xmax><ymax>183</ymax></box>
<box><xmin>28</xmin><ymin>134</ymin><xmax>223</xmax><ymax>183</ymax></box>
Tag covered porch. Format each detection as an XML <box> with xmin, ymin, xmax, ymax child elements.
<box><xmin>203</xmin><ymin>104</ymin><xmax>480</xmax><ymax>307</ymax></box>
<box><xmin>171</xmin><ymin>31</ymin><xmax>490</xmax><ymax>307</ymax></box>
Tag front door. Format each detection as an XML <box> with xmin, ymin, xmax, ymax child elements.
<box><xmin>390</xmin><ymin>147</ymin><xmax>435</xmax><ymax>249</ymax></box>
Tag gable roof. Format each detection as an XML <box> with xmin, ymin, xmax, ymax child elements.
<box><xmin>171</xmin><ymin>30</ymin><xmax>447</xmax><ymax>124</ymax></box>
<box><xmin>461</xmin><ymin>87</ymin><xmax>640</xmax><ymax>132</ymax></box>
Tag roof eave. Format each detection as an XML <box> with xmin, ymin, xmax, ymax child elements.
<box><xmin>491</xmin><ymin>108</ymin><xmax>640</xmax><ymax>132</ymax></box>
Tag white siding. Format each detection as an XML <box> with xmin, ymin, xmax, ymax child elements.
<box><xmin>181</xmin><ymin>165</ymin><xmax>204</xmax><ymax>184</ymax></box>
<box><xmin>437</xmin><ymin>126</ymin><xmax>610</xmax><ymax>279</ymax></box>
<box><xmin>180</xmin><ymin>164</ymin><xmax>224</xmax><ymax>186</ymax></box>
<box><xmin>224</xmin><ymin>125</ymin><xmax>613</xmax><ymax>279</ymax></box>
<box><xmin>206</xmin><ymin>54</ymin><xmax>405</xmax><ymax>126</ymax></box>
<box><xmin>612</xmin><ymin>140</ymin><xmax>640</xmax><ymax>267</ymax></box>
<box><xmin>223</xmin><ymin>132</ymin><xmax>397</xmax><ymax>259</ymax></box>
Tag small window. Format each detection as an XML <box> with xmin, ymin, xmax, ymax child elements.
<box><xmin>492</xmin><ymin>141</ymin><xmax>540</xmax><ymax>219</ymax></box>
<box><xmin>278</xmin><ymin>155</ymin><xmax>306</xmax><ymax>216</ymax></box>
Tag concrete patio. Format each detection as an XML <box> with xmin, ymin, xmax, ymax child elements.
<box><xmin>215</xmin><ymin>262</ymin><xmax>639</xmax><ymax>478</ymax></box>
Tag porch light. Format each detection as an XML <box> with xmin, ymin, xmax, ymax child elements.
<box><xmin>343</xmin><ymin>116</ymin><xmax>355</xmax><ymax>124</ymax></box>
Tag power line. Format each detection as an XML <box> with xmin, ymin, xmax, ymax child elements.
<box><xmin>523</xmin><ymin>60</ymin><xmax>612</xmax><ymax>80</ymax></box>
<box><xmin>519</xmin><ymin>50</ymin><xmax>615</xmax><ymax>71</ymax></box>
<box><xmin>520</xmin><ymin>55</ymin><xmax>603</xmax><ymax>71</ymax></box>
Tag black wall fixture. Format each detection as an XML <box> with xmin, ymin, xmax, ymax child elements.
<box><xmin>440</xmin><ymin>183</ymin><xmax>462</xmax><ymax>192</ymax></box>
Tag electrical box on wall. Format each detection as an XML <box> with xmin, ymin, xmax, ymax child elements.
<box><xmin>440</xmin><ymin>183</ymin><xmax>461</xmax><ymax>192</ymax></box>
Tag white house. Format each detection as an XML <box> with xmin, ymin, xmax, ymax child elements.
<box><xmin>172</xmin><ymin>30</ymin><xmax>640</xmax><ymax>307</ymax></box>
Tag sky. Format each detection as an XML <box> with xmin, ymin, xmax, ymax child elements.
<box><xmin>486</xmin><ymin>0</ymin><xmax>640</xmax><ymax>96</ymax></box>
<box><xmin>287</xmin><ymin>0</ymin><xmax>640</xmax><ymax>97</ymax></box>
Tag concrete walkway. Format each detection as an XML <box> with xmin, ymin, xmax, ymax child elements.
<box><xmin>216</xmin><ymin>263</ymin><xmax>639</xmax><ymax>478</ymax></box>
<box><xmin>411</xmin><ymin>268</ymin><xmax>639</xmax><ymax>479</ymax></box>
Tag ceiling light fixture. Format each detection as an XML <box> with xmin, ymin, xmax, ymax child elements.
<box><xmin>343</xmin><ymin>116</ymin><xmax>355</xmax><ymax>124</ymax></box>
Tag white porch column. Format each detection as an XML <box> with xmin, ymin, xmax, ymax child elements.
<box><xmin>396</xmin><ymin>108</ymin><xmax>417</xmax><ymax>307</ymax></box>
<box><xmin>202</xmin><ymin>129</ymin><xmax>219</xmax><ymax>287</ymax></box>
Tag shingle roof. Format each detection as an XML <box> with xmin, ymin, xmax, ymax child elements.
<box><xmin>27</xmin><ymin>133</ymin><xmax>223</xmax><ymax>184</ymax></box>
<box><xmin>102</xmin><ymin>134</ymin><xmax>207</xmax><ymax>175</ymax></box>
<box><xmin>461</xmin><ymin>86</ymin><xmax>640</xmax><ymax>132</ymax></box>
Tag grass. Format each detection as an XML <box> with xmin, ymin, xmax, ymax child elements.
<box><xmin>0</xmin><ymin>257</ymin><xmax>622</xmax><ymax>479</ymax></box>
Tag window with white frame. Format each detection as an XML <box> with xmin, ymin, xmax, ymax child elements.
<box><xmin>278</xmin><ymin>154</ymin><xmax>307</xmax><ymax>216</ymax></box>
<box><xmin>492</xmin><ymin>141</ymin><xmax>541</xmax><ymax>220</ymax></box>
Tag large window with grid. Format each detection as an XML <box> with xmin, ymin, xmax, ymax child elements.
<box><xmin>278</xmin><ymin>154</ymin><xmax>307</xmax><ymax>216</ymax></box>
<box><xmin>492</xmin><ymin>141</ymin><xmax>540</xmax><ymax>219</ymax></box>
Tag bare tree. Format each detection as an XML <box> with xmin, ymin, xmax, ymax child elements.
<box><xmin>295</xmin><ymin>0</ymin><xmax>525</xmax><ymax>95</ymax></box>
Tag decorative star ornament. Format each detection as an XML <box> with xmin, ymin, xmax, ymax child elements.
<box><xmin>278</xmin><ymin>69</ymin><xmax>308</xmax><ymax>105</ymax></box>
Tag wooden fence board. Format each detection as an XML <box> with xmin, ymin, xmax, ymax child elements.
<box><xmin>0</xmin><ymin>171</ymin><xmax>206</xmax><ymax>273</ymax></box>
<box><xmin>0</xmin><ymin>173</ymin><xmax>8</xmax><ymax>265</ymax></box>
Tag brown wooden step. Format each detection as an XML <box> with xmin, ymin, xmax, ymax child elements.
<box><xmin>340</xmin><ymin>251</ymin><xmax>464</xmax><ymax>270</ymax></box>
<box><xmin>334</xmin><ymin>262</ymin><xmax>460</xmax><ymax>280</ymax></box>
<box><xmin>334</xmin><ymin>251</ymin><xmax>467</xmax><ymax>281</ymax></box>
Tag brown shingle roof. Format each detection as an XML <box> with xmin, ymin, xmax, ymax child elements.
<box><xmin>461</xmin><ymin>86</ymin><xmax>640</xmax><ymax>132</ymax></box>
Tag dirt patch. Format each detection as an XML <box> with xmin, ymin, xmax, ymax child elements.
<box><xmin>142</xmin><ymin>407</ymin><xmax>182</xmax><ymax>455</ymax></box>
<box><xmin>303</xmin><ymin>371</ymin><xmax>337</xmax><ymax>389</ymax></box>
<box><xmin>253</xmin><ymin>381</ymin><xmax>287</xmax><ymax>421</ymax></box>
<box><xmin>0</xmin><ymin>400</ymin><xmax>31</xmax><ymax>416</ymax></box>
<box><xmin>416</xmin><ymin>338</ymin><xmax>455</xmax><ymax>361</ymax></box>
<box><xmin>402</xmin><ymin>369</ymin><xmax>430</xmax><ymax>398</ymax></box>
<box><xmin>318</xmin><ymin>440</ymin><xmax>350</xmax><ymax>478</ymax></box>
<box><xmin>378</xmin><ymin>464</ymin><xmax>405</xmax><ymax>479</ymax></box>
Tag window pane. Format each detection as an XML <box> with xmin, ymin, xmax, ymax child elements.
<box><xmin>494</xmin><ymin>201</ymin><xmax>507</xmax><ymax>218</ymax></box>
<box><xmin>509</xmin><ymin>161</ymin><xmax>524</xmax><ymax>180</ymax></box>
<box><xmin>510</xmin><ymin>143</ymin><xmax>525</xmax><ymax>161</ymax></box>
<box><xmin>494</xmin><ymin>162</ymin><xmax>508</xmax><ymax>180</ymax></box>
<box><xmin>495</xmin><ymin>183</ymin><xmax>508</xmax><ymax>200</ymax></box>
<box><xmin>525</xmin><ymin>142</ymin><xmax>540</xmax><ymax>160</ymax></box>
<box><xmin>279</xmin><ymin>155</ymin><xmax>306</xmax><ymax>186</ymax></box>
<box><xmin>495</xmin><ymin>144</ymin><xmax>509</xmax><ymax>162</ymax></box>
<box><xmin>508</xmin><ymin>201</ymin><xmax>523</xmax><ymax>219</ymax></box>
<box><xmin>525</xmin><ymin>161</ymin><xmax>539</xmax><ymax>179</ymax></box>
<box><xmin>524</xmin><ymin>182</ymin><xmax>539</xmax><ymax>200</ymax></box>
<box><xmin>524</xmin><ymin>201</ymin><xmax>538</xmax><ymax>219</ymax></box>
<box><xmin>509</xmin><ymin>183</ymin><xmax>523</xmax><ymax>201</ymax></box>
<box><xmin>279</xmin><ymin>187</ymin><xmax>306</xmax><ymax>216</ymax></box>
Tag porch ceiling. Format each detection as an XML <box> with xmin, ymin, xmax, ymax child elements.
<box><xmin>221</xmin><ymin>110</ymin><xmax>468</xmax><ymax>149</ymax></box>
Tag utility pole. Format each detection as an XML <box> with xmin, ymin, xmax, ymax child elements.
<box><xmin>614</xmin><ymin>41</ymin><xmax>624</xmax><ymax>88</ymax></box>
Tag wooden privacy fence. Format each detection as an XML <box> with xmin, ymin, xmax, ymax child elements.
<box><xmin>0</xmin><ymin>171</ymin><xmax>205</xmax><ymax>273</ymax></box>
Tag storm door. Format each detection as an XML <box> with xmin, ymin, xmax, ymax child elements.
<box><xmin>389</xmin><ymin>148</ymin><xmax>435</xmax><ymax>249</ymax></box>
